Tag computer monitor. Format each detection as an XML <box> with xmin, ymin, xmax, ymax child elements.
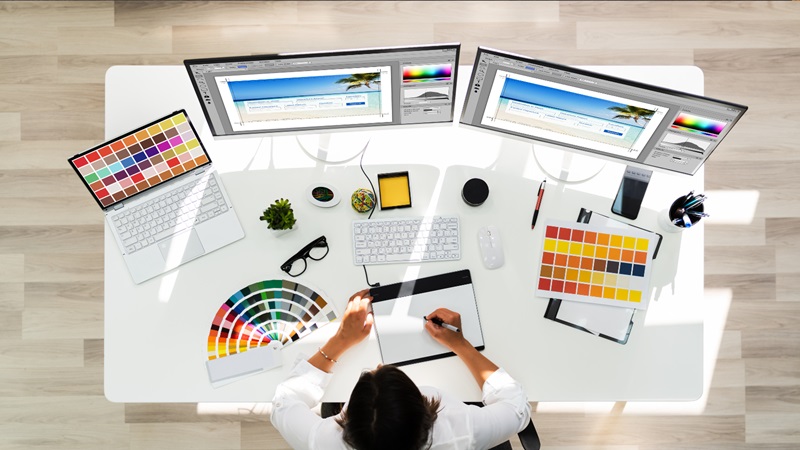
<box><xmin>185</xmin><ymin>44</ymin><xmax>460</xmax><ymax>161</ymax></box>
<box><xmin>460</xmin><ymin>47</ymin><xmax>748</xmax><ymax>179</ymax></box>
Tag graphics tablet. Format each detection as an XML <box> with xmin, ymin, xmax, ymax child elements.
<box><xmin>369</xmin><ymin>270</ymin><xmax>484</xmax><ymax>366</ymax></box>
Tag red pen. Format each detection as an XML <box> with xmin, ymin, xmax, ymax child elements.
<box><xmin>531</xmin><ymin>180</ymin><xmax>546</xmax><ymax>229</ymax></box>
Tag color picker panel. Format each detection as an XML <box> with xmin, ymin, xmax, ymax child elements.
<box><xmin>536</xmin><ymin>220</ymin><xmax>655</xmax><ymax>310</ymax></box>
<box><xmin>206</xmin><ymin>279</ymin><xmax>337</xmax><ymax>361</ymax></box>
<box><xmin>70</xmin><ymin>111</ymin><xmax>209</xmax><ymax>208</ymax></box>
<box><xmin>402</xmin><ymin>64</ymin><xmax>452</xmax><ymax>83</ymax></box>
<box><xmin>670</xmin><ymin>112</ymin><xmax>727</xmax><ymax>137</ymax></box>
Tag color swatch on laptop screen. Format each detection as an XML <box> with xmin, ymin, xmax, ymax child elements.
<box><xmin>402</xmin><ymin>64</ymin><xmax>452</xmax><ymax>83</ymax></box>
<box><xmin>206</xmin><ymin>279</ymin><xmax>338</xmax><ymax>361</ymax></box>
<box><xmin>536</xmin><ymin>220</ymin><xmax>656</xmax><ymax>311</ymax></box>
<box><xmin>69</xmin><ymin>111</ymin><xmax>209</xmax><ymax>208</ymax></box>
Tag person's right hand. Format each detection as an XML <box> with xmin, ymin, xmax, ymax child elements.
<box><xmin>424</xmin><ymin>308</ymin><xmax>468</xmax><ymax>352</ymax></box>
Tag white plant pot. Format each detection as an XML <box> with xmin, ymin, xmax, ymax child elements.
<box><xmin>269</xmin><ymin>224</ymin><xmax>297</xmax><ymax>237</ymax></box>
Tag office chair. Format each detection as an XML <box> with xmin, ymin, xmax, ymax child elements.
<box><xmin>320</xmin><ymin>402</ymin><xmax>541</xmax><ymax>450</ymax></box>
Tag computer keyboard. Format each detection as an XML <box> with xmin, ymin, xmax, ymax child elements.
<box><xmin>352</xmin><ymin>215</ymin><xmax>461</xmax><ymax>265</ymax></box>
<box><xmin>111</xmin><ymin>175</ymin><xmax>228</xmax><ymax>254</ymax></box>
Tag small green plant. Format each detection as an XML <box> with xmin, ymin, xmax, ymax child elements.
<box><xmin>259</xmin><ymin>198</ymin><xmax>297</xmax><ymax>230</ymax></box>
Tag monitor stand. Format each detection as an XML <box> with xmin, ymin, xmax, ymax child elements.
<box><xmin>532</xmin><ymin>143</ymin><xmax>605</xmax><ymax>183</ymax></box>
<box><xmin>296</xmin><ymin>132</ymin><xmax>371</xmax><ymax>164</ymax></box>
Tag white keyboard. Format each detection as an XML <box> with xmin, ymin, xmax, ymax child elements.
<box><xmin>352</xmin><ymin>215</ymin><xmax>461</xmax><ymax>265</ymax></box>
<box><xmin>111</xmin><ymin>174</ymin><xmax>228</xmax><ymax>254</ymax></box>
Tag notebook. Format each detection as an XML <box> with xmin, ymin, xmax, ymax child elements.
<box><xmin>369</xmin><ymin>269</ymin><xmax>484</xmax><ymax>366</ymax></box>
<box><xmin>68</xmin><ymin>110</ymin><xmax>245</xmax><ymax>284</ymax></box>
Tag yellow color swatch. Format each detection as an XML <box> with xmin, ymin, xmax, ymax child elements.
<box><xmin>582</xmin><ymin>244</ymin><xmax>595</xmax><ymax>257</ymax></box>
<box><xmin>569</xmin><ymin>242</ymin><xmax>582</xmax><ymax>255</ymax></box>
<box><xmin>543</xmin><ymin>238</ymin><xmax>556</xmax><ymax>252</ymax></box>
<box><xmin>172</xmin><ymin>113</ymin><xmax>187</xmax><ymax>124</ymax></box>
<box><xmin>623</xmin><ymin>236</ymin><xmax>636</xmax><ymax>249</ymax></box>
<box><xmin>629</xmin><ymin>290</ymin><xmax>642</xmax><ymax>303</ymax></box>
<box><xmin>159</xmin><ymin>118</ymin><xmax>175</xmax><ymax>130</ymax></box>
<box><xmin>579</xmin><ymin>270</ymin><xmax>592</xmax><ymax>283</ymax></box>
<box><xmin>610</xmin><ymin>234</ymin><xmax>623</xmax><ymax>247</ymax></box>
<box><xmin>147</xmin><ymin>124</ymin><xmax>162</xmax><ymax>136</ymax></box>
<box><xmin>557</xmin><ymin>240</ymin><xmax>569</xmax><ymax>253</ymax></box>
<box><xmin>616</xmin><ymin>289</ymin><xmax>629</xmax><ymax>301</ymax></box>
<box><xmin>635</xmin><ymin>238</ymin><xmax>649</xmax><ymax>251</ymax></box>
<box><xmin>566</xmin><ymin>268</ymin><xmax>579</xmax><ymax>281</ymax></box>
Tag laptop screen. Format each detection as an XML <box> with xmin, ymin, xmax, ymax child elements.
<box><xmin>68</xmin><ymin>110</ymin><xmax>210</xmax><ymax>209</ymax></box>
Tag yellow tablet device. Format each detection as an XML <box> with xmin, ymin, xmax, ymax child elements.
<box><xmin>378</xmin><ymin>172</ymin><xmax>411</xmax><ymax>210</ymax></box>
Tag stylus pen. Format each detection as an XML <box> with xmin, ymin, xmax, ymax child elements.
<box><xmin>424</xmin><ymin>316</ymin><xmax>461</xmax><ymax>333</ymax></box>
<box><xmin>531</xmin><ymin>180</ymin><xmax>546</xmax><ymax>229</ymax></box>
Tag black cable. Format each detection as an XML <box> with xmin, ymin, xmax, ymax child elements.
<box><xmin>358</xmin><ymin>147</ymin><xmax>380</xmax><ymax>287</ymax></box>
<box><xmin>362</xmin><ymin>265</ymin><xmax>379</xmax><ymax>288</ymax></box>
<box><xmin>359</xmin><ymin>147</ymin><xmax>378</xmax><ymax>220</ymax></box>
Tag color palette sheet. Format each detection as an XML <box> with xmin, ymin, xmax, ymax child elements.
<box><xmin>402</xmin><ymin>64</ymin><xmax>452</xmax><ymax>83</ymax></box>
<box><xmin>69</xmin><ymin>111</ymin><xmax>209</xmax><ymax>208</ymax></box>
<box><xmin>206</xmin><ymin>279</ymin><xmax>337</xmax><ymax>362</ymax></box>
<box><xmin>536</xmin><ymin>220</ymin><xmax>656</xmax><ymax>310</ymax></box>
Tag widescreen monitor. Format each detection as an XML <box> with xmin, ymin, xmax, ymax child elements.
<box><xmin>184</xmin><ymin>44</ymin><xmax>460</xmax><ymax>138</ymax></box>
<box><xmin>460</xmin><ymin>47</ymin><xmax>748</xmax><ymax>176</ymax></box>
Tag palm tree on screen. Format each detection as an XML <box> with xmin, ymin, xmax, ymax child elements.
<box><xmin>335</xmin><ymin>73</ymin><xmax>381</xmax><ymax>91</ymax></box>
<box><xmin>607</xmin><ymin>105</ymin><xmax>655</xmax><ymax>124</ymax></box>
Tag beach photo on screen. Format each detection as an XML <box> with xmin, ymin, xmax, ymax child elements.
<box><xmin>215</xmin><ymin>67</ymin><xmax>393</xmax><ymax>131</ymax></box>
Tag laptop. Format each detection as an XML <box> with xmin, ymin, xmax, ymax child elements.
<box><xmin>68</xmin><ymin>110</ymin><xmax>245</xmax><ymax>284</ymax></box>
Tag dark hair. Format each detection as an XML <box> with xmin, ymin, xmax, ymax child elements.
<box><xmin>336</xmin><ymin>365</ymin><xmax>440</xmax><ymax>450</ymax></box>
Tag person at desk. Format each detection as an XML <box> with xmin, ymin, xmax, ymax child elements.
<box><xmin>271</xmin><ymin>289</ymin><xmax>531</xmax><ymax>449</ymax></box>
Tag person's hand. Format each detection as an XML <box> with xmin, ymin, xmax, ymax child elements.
<box><xmin>332</xmin><ymin>289</ymin><xmax>374</xmax><ymax>351</ymax></box>
<box><xmin>425</xmin><ymin>308</ymin><xmax>468</xmax><ymax>352</ymax></box>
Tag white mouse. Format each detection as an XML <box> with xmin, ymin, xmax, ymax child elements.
<box><xmin>477</xmin><ymin>225</ymin><xmax>504</xmax><ymax>269</ymax></box>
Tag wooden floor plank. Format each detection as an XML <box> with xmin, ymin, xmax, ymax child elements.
<box><xmin>0</xmin><ymin>112</ymin><xmax>20</xmax><ymax>140</ymax></box>
<box><xmin>0</xmin><ymin>1</ymin><xmax>114</xmax><ymax>28</ymax></box>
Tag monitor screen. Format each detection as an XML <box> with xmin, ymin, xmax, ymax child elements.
<box><xmin>185</xmin><ymin>44</ymin><xmax>460</xmax><ymax>137</ymax></box>
<box><xmin>460</xmin><ymin>47</ymin><xmax>748</xmax><ymax>175</ymax></box>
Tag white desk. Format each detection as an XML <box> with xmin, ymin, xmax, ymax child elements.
<box><xmin>104</xmin><ymin>65</ymin><xmax>704</xmax><ymax>402</ymax></box>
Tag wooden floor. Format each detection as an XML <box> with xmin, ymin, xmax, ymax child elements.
<box><xmin>1</xmin><ymin>1</ymin><xmax>798</xmax><ymax>448</ymax></box>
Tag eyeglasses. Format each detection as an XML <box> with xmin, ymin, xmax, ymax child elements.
<box><xmin>280</xmin><ymin>235</ymin><xmax>330</xmax><ymax>276</ymax></box>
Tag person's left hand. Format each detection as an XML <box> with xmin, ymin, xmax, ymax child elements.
<box><xmin>333</xmin><ymin>289</ymin><xmax>374</xmax><ymax>351</ymax></box>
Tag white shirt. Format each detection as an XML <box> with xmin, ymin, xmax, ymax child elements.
<box><xmin>271</xmin><ymin>359</ymin><xmax>531</xmax><ymax>450</ymax></box>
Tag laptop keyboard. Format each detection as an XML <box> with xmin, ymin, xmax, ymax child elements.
<box><xmin>351</xmin><ymin>215</ymin><xmax>461</xmax><ymax>265</ymax></box>
<box><xmin>111</xmin><ymin>174</ymin><xmax>228</xmax><ymax>254</ymax></box>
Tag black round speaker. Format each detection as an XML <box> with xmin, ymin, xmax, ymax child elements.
<box><xmin>462</xmin><ymin>178</ymin><xmax>489</xmax><ymax>206</ymax></box>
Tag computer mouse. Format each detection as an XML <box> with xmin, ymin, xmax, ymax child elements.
<box><xmin>477</xmin><ymin>225</ymin><xmax>504</xmax><ymax>269</ymax></box>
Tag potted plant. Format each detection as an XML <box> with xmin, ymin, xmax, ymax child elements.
<box><xmin>260</xmin><ymin>198</ymin><xmax>297</xmax><ymax>236</ymax></box>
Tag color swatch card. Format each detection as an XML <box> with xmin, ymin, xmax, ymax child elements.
<box><xmin>206</xmin><ymin>279</ymin><xmax>337</xmax><ymax>384</ymax></box>
<box><xmin>536</xmin><ymin>219</ymin><xmax>657</xmax><ymax>310</ymax></box>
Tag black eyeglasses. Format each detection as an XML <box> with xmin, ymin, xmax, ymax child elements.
<box><xmin>280</xmin><ymin>235</ymin><xmax>330</xmax><ymax>276</ymax></box>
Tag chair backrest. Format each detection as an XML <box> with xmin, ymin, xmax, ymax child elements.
<box><xmin>321</xmin><ymin>401</ymin><xmax>541</xmax><ymax>450</ymax></box>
